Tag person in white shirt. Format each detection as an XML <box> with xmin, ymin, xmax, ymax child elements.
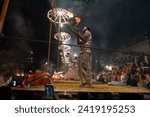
<box><xmin>0</xmin><ymin>75</ymin><xmax>12</xmax><ymax>87</ymax></box>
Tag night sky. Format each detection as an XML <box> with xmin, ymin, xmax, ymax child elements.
<box><xmin>1</xmin><ymin>0</ymin><xmax>150</xmax><ymax>71</ymax></box>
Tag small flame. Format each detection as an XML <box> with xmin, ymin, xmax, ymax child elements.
<box><xmin>75</xmin><ymin>17</ymin><xmax>81</xmax><ymax>24</ymax></box>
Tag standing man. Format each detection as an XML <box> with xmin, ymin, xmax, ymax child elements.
<box><xmin>74</xmin><ymin>26</ymin><xmax>92</xmax><ymax>87</ymax></box>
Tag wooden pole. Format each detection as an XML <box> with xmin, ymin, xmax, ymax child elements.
<box><xmin>0</xmin><ymin>0</ymin><xmax>9</xmax><ymax>34</ymax></box>
<box><xmin>47</xmin><ymin>0</ymin><xmax>55</xmax><ymax>67</ymax></box>
<box><xmin>57</xmin><ymin>16</ymin><xmax>61</xmax><ymax>72</ymax></box>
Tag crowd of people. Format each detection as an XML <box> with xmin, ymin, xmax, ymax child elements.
<box><xmin>95</xmin><ymin>62</ymin><xmax>150</xmax><ymax>88</ymax></box>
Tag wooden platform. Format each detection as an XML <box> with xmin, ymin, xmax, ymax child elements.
<box><xmin>11</xmin><ymin>82</ymin><xmax>150</xmax><ymax>93</ymax></box>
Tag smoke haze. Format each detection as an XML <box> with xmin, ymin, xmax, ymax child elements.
<box><xmin>0</xmin><ymin>0</ymin><xmax>150</xmax><ymax>72</ymax></box>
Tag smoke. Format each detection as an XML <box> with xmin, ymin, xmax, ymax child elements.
<box><xmin>48</xmin><ymin>0</ymin><xmax>150</xmax><ymax>50</ymax></box>
<box><xmin>47</xmin><ymin>0</ymin><xmax>85</xmax><ymax>13</ymax></box>
<box><xmin>56</xmin><ymin>0</ymin><xmax>85</xmax><ymax>14</ymax></box>
<box><xmin>0</xmin><ymin>0</ymin><xmax>33</xmax><ymax>75</ymax></box>
<box><xmin>8</xmin><ymin>0</ymin><xmax>34</xmax><ymax>37</ymax></box>
<box><xmin>45</xmin><ymin>0</ymin><xmax>150</xmax><ymax>65</ymax></box>
<box><xmin>12</xmin><ymin>12</ymin><xmax>34</xmax><ymax>37</ymax></box>
<box><xmin>0</xmin><ymin>0</ymin><xmax>148</xmax><ymax>73</ymax></box>
<box><xmin>48</xmin><ymin>0</ymin><xmax>117</xmax><ymax>50</ymax></box>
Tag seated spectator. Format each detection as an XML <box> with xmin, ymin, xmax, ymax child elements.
<box><xmin>126</xmin><ymin>71</ymin><xmax>139</xmax><ymax>86</ymax></box>
<box><xmin>145</xmin><ymin>72</ymin><xmax>150</xmax><ymax>88</ymax></box>
<box><xmin>0</xmin><ymin>75</ymin><xmax>12</xmax><ymax>100</ymax></box>
<box><xmin>108</xmin><ymin>71</ymin><xmax>127</xmax><ymax>86</ymax></box>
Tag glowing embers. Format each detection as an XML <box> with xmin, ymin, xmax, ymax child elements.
<box><xmin>54</xmin><ymin>32</ymin><xmax>71</xmax><ymax>41</ymax></box>
<box><xmin>59</xmin><ymin>45</ymin><xmax>71</xmax><ymax>51</ymax></box>
<box><xmin>52</xmin><ymin>71</ymin><xmax>64</xmax><ymax>81</ymax></box>
<box><xmin>74</xmin><ymin>17</ymin><xmax>81</xmax><ymax>25</ymax></box>
<box><xmin>47</xmin><ymin>8</ymin><xmax>73</xmax><ymax>24</ymax></box>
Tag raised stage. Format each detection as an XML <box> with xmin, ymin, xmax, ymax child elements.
<box><xmin>11</xmin><ymin>82</ymin><xmax>150</xmax><ymax>93</ymax></box>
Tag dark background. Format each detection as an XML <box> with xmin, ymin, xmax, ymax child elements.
<box><xmin>1</xmin><ymin>0</ymin><xmax>150</xmax><ymax>71</ymax></box>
